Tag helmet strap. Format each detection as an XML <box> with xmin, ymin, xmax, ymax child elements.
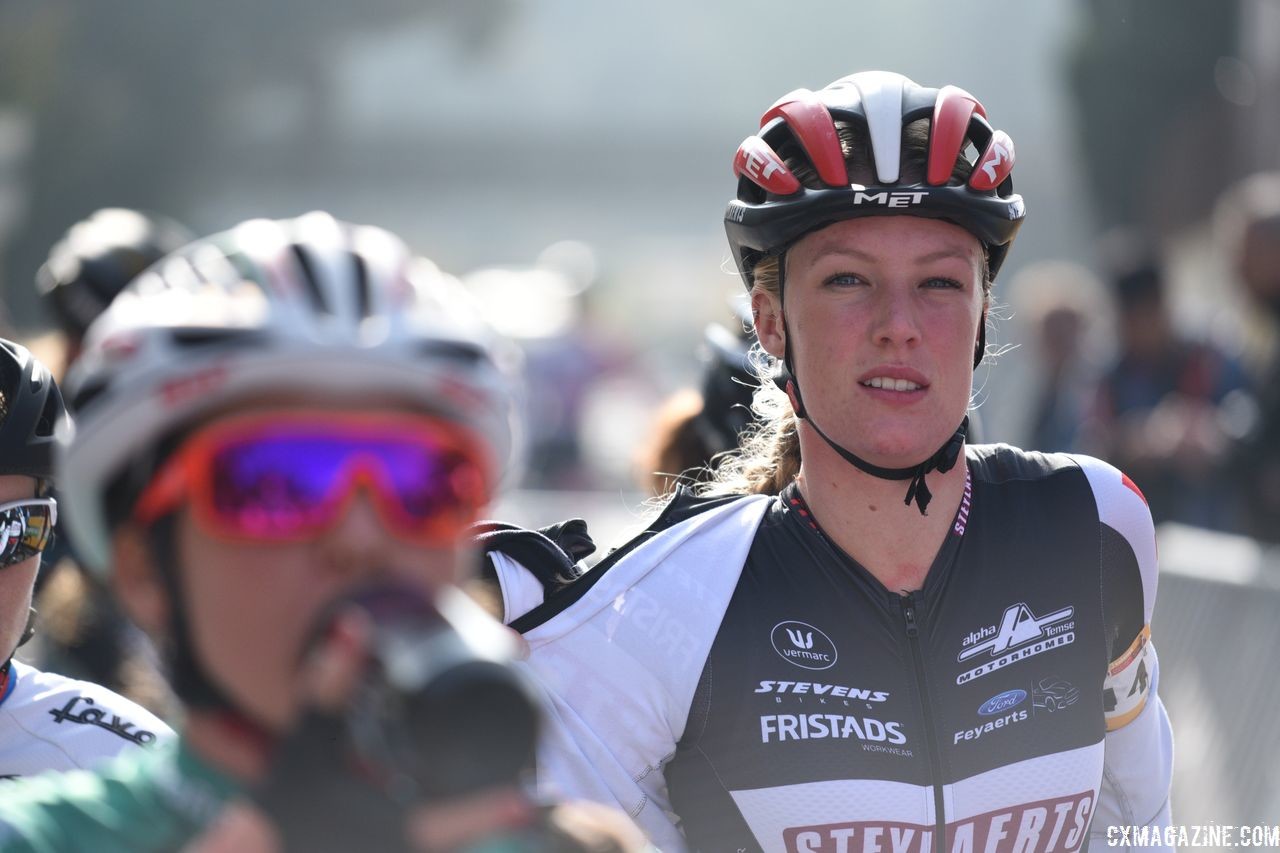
<box><xmin>770</xmin><ymin>251</ymin><xmax>968</xmax><ymax>515</ymax></box>
<box><xmin>18</xmin><ymin>607</ymin><xmax>36</xmax><ymax>648</ymax></box>
<box><xmin>975</xmin><ymin>313</ymin><xmax>986</xmax><ymax>370</ymax></box>
<box><xmin>0</xmin><ymin>608</ymin><xmax>39</xmax><ymax>679</ymax></box>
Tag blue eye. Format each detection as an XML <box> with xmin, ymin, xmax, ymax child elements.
<box><xmin>924</xmin><ymin>277</ymin><xmax>963</xmax><ymax>289</ymax></box>
<box><xmin>825</xmin><ymin>273</ymin><xmax>866</xmax><ymax>288</ymax></box>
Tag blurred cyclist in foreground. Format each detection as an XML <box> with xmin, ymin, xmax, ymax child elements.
<box><xmin>0</xmin><ymin>213</ymin><xmax>645</xmax><ymax>853</ymax></box>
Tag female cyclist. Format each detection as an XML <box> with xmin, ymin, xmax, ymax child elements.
<box><xmin>483</xmin><ymin>72</ymin><xmax>1174</xmax><ymax>853</ymax></box>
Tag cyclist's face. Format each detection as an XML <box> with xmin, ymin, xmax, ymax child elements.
<box><xmin>755</xmin><ymin>216</ymin><xmax>985</xmax><ymax>466</ymax></box>
<box><xmin>170</xmin><ymin>404</ymin><xmax>478</xmax><ymax>729</ymax></box>
<box><xmin>0</xmin><ymin>475</ymin><xmax>39</xmax><ymax>662</ymax></box>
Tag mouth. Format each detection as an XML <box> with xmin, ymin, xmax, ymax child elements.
<box><xmin>859</xmin><ymin>376</ymin><xmax>926</xmax><ymax>393</ymax></box>
<box><xmin>860</xmin><ymin>373</ymin><xmax>931</xmax><ymax>394</ymax></box>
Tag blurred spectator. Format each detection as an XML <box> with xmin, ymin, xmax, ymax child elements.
<box><xmin>1012</xmin><ymin>261</ymin><xmax>1110</xmax><ymax>452</ymax></box>
<box><xmin>1082</xmin><ymin>233</ymin><xmax>1250</xmax><ymax>529</ymax></box>
<box><xmin>467</xmin><ymin>242</ymin><xmax>631</xmax><ymax>490</ymax></box>
<box><xmin>1218</xmin><ymin>173</ymin><xmax>1280</xmax><ymax>542</ymax></box>
<box><xmin>634</xmin><ymin>303</ymin><xmax>758</xmax><ymax>495</ymax></box>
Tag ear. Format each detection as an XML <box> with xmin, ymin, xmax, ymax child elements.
<box><xmin>751</xmin><ymin>288</ymin><xmax>787</xmax><ymax>361</ymax></box>
<box><xmin>109</xmin><ymin>523</ymin><xmax>171</xmax><ymax>639</ymax></box>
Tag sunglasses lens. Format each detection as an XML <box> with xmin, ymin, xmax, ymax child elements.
<box><xmin>208</xmin><ymin>426</ymin><xmax>485</xmax><ymax>540</ymax></box>
<box><xmin>212</xmin><ymin>435</ymin><xmax>344</xmax><ymax>537</ymax></box>
<box><xmin>379</xmin><ymin>441</ymin><xmax>485</xmax><ymax>521</ymax></box>
<box><xmin>0</xmin><ymin>503</ymin><xmax>55</xmax><ymax>568</ymax></box>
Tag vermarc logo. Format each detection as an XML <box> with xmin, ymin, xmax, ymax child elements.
<box><xmin>771</xmin><ymin>621</ymin><xmax>838</xmax><ymax>671</ymax></box>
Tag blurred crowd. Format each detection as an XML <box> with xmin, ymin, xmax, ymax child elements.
<box><xmin>0</xmin><ymin>3</ymin><xmax>1273</xmax><ymax>844</ymax></box>
<box><xmin>1015</xmin><ymin>172</ymin><xmax>1280</xmax><ymax>542</ymax></box>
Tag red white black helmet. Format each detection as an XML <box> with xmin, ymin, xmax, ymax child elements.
<box><xmin>725</xmin><ymin>71</ymin><xmax>1026</xmax><ymax>288</ymax></box>
<box><xmin>58</xmin><ymin>212</ymin><xmax>524</xmax><ymax>573</ymax></box>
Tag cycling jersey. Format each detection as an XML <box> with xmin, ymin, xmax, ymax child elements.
<box><xmin>486</xmin><ymin>446</ymin><xmax>1174</xmax><ymax>853</ymax></box>
<box><xmin>0</xmin><ymin>660</ymin><xmax>172</xmax><ymax>781</ymax></box>
<box><xmin>0</xmin><ymin>737</ymin><xmax>239</xmax><ymax>852</ymax></box>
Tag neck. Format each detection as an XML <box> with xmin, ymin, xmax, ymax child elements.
<box><xmin>183</xmin><ymin>709</ymin><xmax>277</xmax><ymax>782</ymax></box>
<box><xmin>794</xmin><ymin>425</ymin><xmax>968</xmax><ymax>593</ymax></box>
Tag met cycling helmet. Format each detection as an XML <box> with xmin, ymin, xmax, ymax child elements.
<box><xmin>0</xmin><ymin>339</ymin><xmax>67</xmax><ymax>483</ymax></box>
<box><xmin>37</xmin><ymin>208</ymin><xmax>194</xmax><ymax>342</ymax></box>
<box><xmin>58</xmin><ymin>211</ymin><xmax>524</xmax><ymax>574</ymax></box>
<box><xmin>725</xmin><ymin>70</ymin><xmax>1025</xmax><ymax>289</ymax></box>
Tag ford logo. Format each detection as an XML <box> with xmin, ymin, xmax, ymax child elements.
<box><xmin>978</xmin><ymin>689</ymin><xmax>1027</xmax><ymax>716</ymax></box>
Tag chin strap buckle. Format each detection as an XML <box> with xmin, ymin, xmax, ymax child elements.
<box><xmin>902</xmin><ymin>420</ymin><xmax>967</xmax><ymax>515</ymax></box>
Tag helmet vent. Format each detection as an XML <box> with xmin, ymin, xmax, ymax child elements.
<box><xmin>169</xmin><ymin>328</ymin><xmax>263</xmax><ymax>348</ymax></box>
<box><xmin>352</xmin><ymin>251</ymin><xmax>372</xmax><ymax>320</ymax></box>
<box><xmin>420</xmin><ymin>340</ymin><xmax>483</xmax><ymax>365</ymax></box>
<box><xmin>289</xmin><ymin>244</ymin><xmax>332</xmax><ymax>315</ymax></box>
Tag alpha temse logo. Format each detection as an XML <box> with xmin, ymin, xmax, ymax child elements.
<box><xmin>956</xmin><ymin>602</ymin><xmax>1076</xmax><ymax>684</ymax></box>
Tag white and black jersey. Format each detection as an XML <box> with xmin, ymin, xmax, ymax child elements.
<box><xmin>487</xmin><ymin>445</ymin><xmax>1174</xmax><ymax>853</ymax></box>
<box><xmin>0</xmin><ymin>661</ymin><xmax>173</xmax><ymax>780</ymax></box>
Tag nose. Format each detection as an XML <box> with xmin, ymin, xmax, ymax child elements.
<box><xmin>871</xmin><ymin>283</ymin><xmax>921</xmax><ymax>349</ymax></box>
<box><xmin>311</xmin><ymin>489</ymin><xmax>396</xmax><ymax>581</ymax></box>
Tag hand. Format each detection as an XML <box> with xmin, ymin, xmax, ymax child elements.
<box><xmin>251</xmin><ymin>607</ymin><xmax>414</xmax><ymax>853</ymax></box>
<box><xmin>246</xmin><ymin>607</ymin><xmax>540</xmax><ymax>853</ymax></box>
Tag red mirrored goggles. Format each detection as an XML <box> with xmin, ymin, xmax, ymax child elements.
<box><xmin>133</xmin><ymin>411</ymin><xmax>492</xmax><ymax>546</ymax></box>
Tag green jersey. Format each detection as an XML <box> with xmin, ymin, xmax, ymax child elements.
<box><xmin>0</xmin><ymin>737</ymin><xmax>240</xmax><ymax>852</ymax></box>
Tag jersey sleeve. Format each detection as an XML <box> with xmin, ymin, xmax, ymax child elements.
<box><xmin>1068</xmin><ymin>455</ymin><xmax>1176</xmax><ymax>849</ymax></box>
<box><xmin>498</xmin><ymin>496</ymin><xmax>770</xmax><ymax>853</ymax></box>
<box><xmin>490</xmin><ymin>551</ymin><xmax>549</xmax><ymax>625</ymax></box>
<box><xmin>0</xmin><ymin>664</ymin><xmax>175</xmax><ymax>780</ymax></box>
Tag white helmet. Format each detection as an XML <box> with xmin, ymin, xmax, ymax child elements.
<box><xmin>58</xmin><ymin>211</ymin><xmax>524</xmax><ymax>574</ymax></box>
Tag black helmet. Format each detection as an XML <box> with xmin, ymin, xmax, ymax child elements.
<box><xmin>696</xmin><ymin>303</ymin><xmax>758</xmax><ymax>454</ymax></box>
<box><xmin>725</xmin><ymin>71</ymin><xmax>1026</xmax><ymax>289</ymax></box>
<box><xmin>0</xmin><ymin>339</ymin><xmax>67</xmax><ymax>483</ymax></box>
<box><xmin>37</xmin><ymin>208</ymin><xmax>193</xmax><ymax>340</ymax></box>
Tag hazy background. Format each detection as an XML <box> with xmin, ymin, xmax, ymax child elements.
<box><xmin>3</xmin><ymin>0</ymin><xmax>1274</xmax><ymax>473</ymax></box>
<box><xmin>2</xmin><ymin>0</ymin><xmax>1277</xmax><ymax>837</ymax></box>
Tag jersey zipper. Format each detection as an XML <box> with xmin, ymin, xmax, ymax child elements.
<box><xmin>902</xmin><ymin>592</ymin><xmax>947</xmax><ymax>853</ymax></box>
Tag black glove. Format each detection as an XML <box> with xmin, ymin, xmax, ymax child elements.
<box><xmin>473</xmin><ymin>519</ymin><xmax>595</xmax><ymax>597</ymax></box>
